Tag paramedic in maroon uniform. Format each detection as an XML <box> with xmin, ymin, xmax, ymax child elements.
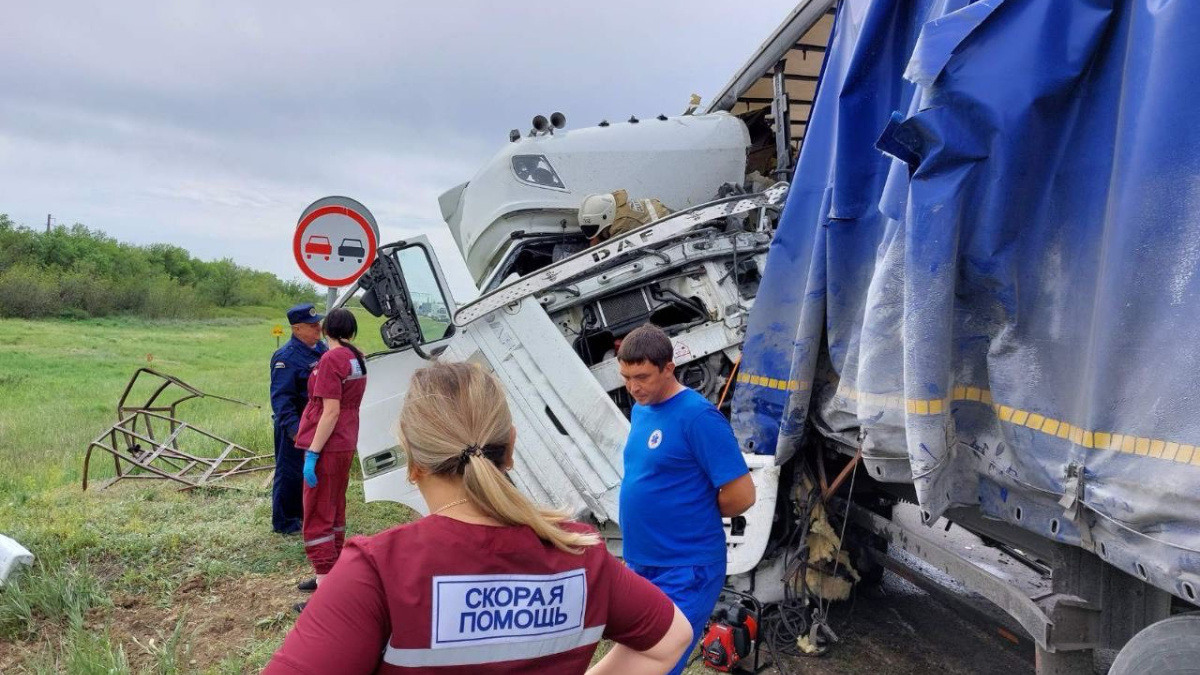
<box><xmin>265</xmin><ymin>361</ymin><xmax>693</xmax><ymax>675</ymax></box>
<box><xmin>291</xmin><ymin>308</ymin><xmax>368</xmax><ymax>608</ymax></box>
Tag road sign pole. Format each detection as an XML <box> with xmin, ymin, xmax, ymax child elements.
<box><xmin>326</xmin><ymin>286</ymin><xmax>338</xmax><ymax>313</ymax></box>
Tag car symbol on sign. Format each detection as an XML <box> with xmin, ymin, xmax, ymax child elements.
<box><xmin>338</xmin><ymin>238</ymin><xmax>366</xmax><ymax>263</ymax></box>
<box><xmin>305</xmin><ymin>235</ymin><xmax>332</xmax><ymax>260</ymax></box>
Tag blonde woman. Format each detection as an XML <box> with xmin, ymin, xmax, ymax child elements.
<box><xmin>266</xmin><ymin>362</ymin><xmax>692</xmax><ymax>675</ymax></box>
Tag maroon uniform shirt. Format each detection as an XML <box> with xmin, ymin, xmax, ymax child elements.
<box><xmin>265</xmin><ymin>517</ymin><xmax>674</xmax><ymax>674</ymax></box>
<box><xmin>294</xmin><ymin>346</ymin><xmax>366</xmax><ymax>453</ymax></box>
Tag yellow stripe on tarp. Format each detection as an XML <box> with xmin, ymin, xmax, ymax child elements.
<box><xmin>736</xmin><ymin>372</ymin><xmax>810</xmax><ymax>393</ymax></box>
<box><xmin>825</xmin><ymin>383</ymin><xmax>1199</xmax><ymax>466</ymax></box>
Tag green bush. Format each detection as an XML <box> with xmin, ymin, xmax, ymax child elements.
<box><xmin>0</xmin><ymin>214</ymin><xmax>319</xmax><ymax>319</ymax></box>
<box><xmin>144</xmin><ymin>275</ymin><xmax>208</xmax><ymax>319</ymax></box>
<box><xmin>0</xmin><ymin>262</ymin><xmax>60</xmax><ymax>318</ymax></box>
<box><xmin>58</xmin><ymin>262</ymin><xmax>117</xmax><ymax>316</ymax></box>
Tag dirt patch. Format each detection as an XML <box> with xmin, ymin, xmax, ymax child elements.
<box><xmin>0</xmin><ymin>571</ymin><xmax>304</xmax><ymax>674</ymax></box>
<box><xmin>688</xmin><ymin>573</ymin><xmax>1033</xmax><ymax>675</ymax></box>
<box><xmin>2</xmin><ymin>569</ymin><xmax>1033</xmax><ymax>674</ymax></box>
<box><xmin>104</xmin><ymin>573</ymin><xmax>299</xmax><ymax>671</ymax></box>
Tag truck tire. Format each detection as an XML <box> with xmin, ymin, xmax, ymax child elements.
<box><xmin>843</xmin><ymin>498</ymin><xmax>892</xmax><ymax>588</ymax></box>
<box><xmin>1109</xmin><ymin>613</ymin><xmax>1200</xmax><ymax>675</ymax></box>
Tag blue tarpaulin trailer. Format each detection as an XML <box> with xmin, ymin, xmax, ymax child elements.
<box><xmin>733</xmin><ymin>0</ymin><xmax>1200</xmax><ymax>670</ymax></box>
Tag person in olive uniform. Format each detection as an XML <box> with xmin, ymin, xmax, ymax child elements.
<box><xmin>578</xmin><ymin>189</ymin><xmax>673</xmax><ymax>244</ymax></box>
<box><xmin>269</xmin><ymin>303</ymin><xmax>328</xmax><ymax>534</ymax></box>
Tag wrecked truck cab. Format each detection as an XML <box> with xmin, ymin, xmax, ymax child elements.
<box><xmin>345</xmin><ymin>179</ymin><xmax>789</xmax><ymax>577</ymax></box>
<box><xmin>344</xmin><ymin>14</ymin><xmax>821</xmax><ymax>587</ymax></box>
<box><xmin>333</xmin><ymin>0</ymin><xmax>851</xmax><ymax>615</ymax></box>
<box><xmin>346</xmin><ymin>110</ymin><xmax>765</xmax><ymax>519</ymax></box>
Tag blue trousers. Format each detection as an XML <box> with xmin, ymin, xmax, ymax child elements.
<box><xmin>272</xmin><ymin>424</ymin><xmax>304</xmax><ymax>534</ymax></box>
<box><xmin>628</xmin><ymin>561</ymin><xmax>726</xmax><ymax>675</ymax></box>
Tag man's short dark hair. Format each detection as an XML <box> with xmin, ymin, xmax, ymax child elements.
<box><xmin>618</xmin><ymin>325</ymin><xmax>673</xmax><ymax>370</ymax></box>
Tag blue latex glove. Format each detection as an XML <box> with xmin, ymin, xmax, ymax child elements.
<box><xmin>303</xmin><ymin>451</ymin><xmax>320</xmax><ymax>488</ymax></box>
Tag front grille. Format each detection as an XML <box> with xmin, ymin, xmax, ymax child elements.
<box><xmin>597</xmin><ymin>288</ymin><xmax>652</xmax><ymax>327</ymax></box>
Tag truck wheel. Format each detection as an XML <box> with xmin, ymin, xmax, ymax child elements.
<box><xmin>846</xmin><ymin>529</ymin><xmax>886</xmax><ymax>587</ymax></box>
<box><xmin>845</xmin><ymin>499</ymin><xmax>892</xmax><ymax>588</ymax></box>
<box><xmin>1109</xmin><ymin>613</ymin><xmax>1200</xmax><ymax>675</ymax></box>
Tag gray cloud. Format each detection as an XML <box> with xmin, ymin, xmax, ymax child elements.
<box><xmin>0</xmin><ymin>0</ymin><xmax>799</xmax><ymax>300</ymax></box>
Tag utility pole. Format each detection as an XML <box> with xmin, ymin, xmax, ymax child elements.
<box><xmin>46</xmin><ymin>214</ymin><xmax>51</xmax><ymax>233</ymax></box>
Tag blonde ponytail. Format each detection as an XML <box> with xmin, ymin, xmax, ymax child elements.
<box><xmin>398</xmin><ymin>362</ymin><xmax>600</xmax><ymax>554</ymax></box>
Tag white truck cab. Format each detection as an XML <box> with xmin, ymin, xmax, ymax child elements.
<box><xmin>345</xmin><ymin>110</ymin><xmax>783</xmax><ymax>576</ymax></box>
<box><xmin>442</xmin><ymin>112</ymin><xmax>751</xmax><ymax>290</ymax></box>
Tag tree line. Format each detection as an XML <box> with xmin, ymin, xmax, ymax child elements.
<box><xmin>0</xmin><ymin>214</ymin><xmax>317</xmax><ymax>319</ymax></box>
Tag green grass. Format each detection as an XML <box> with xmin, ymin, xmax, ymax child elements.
<box><xmin>0</xmin><ymin>560</ymin><xmax>105</xmax><ymax>639</ymax></box>
<box><xmin>0</xmin><ymin>307</ymin><xmax>389</xmax><ymax>493</ymax></box>
<box><xmin>0</xmin><ymin>308</ymin><xmax>411</xmax><ymax>673</ymax></box>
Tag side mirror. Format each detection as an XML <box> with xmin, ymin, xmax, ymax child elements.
<box><xmin>380</xmin><ymin>315</ymin><xmax>422</xmax><ymax>350</ymax></box>
<box><xmin>360</xmin><ymin>287</ymin><xmax>384</xmax><ymax>317</ymax></box>
<box><xmin>358</xmin><ymin>241</ymin><xmax>457</xmax><ymax>351</ymax></box>
<box><xmin>351</xmin><ymin>250</ymin><xmax>423</xmax><ymax>350</ymax></box>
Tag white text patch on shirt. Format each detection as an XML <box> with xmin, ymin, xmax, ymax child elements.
<box><xmin>431</xmin><ymin>569</ymin><xmax>586</xmax><ymax>648</ymax></box>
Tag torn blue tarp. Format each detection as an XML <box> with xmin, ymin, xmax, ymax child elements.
<box><xmin>733</xmin><ymin>0</ymin><xmax>1200</xmax><ymax>601</ymax></box>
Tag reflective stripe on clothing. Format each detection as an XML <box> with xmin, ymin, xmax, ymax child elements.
<box><xmin>304</xmin><ymin>534</ymin><xmax>334</xmax><ymax>547</ymax></box>
<box><xmin>383</xmin><ymin>625</ymin><xmax>606</xmax><ymax>667</ymax></box>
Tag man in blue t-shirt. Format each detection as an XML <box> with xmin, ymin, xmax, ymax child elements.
<box><xmin>617</xmin><ymin>324</ymin><xmax>756</xmax><ymax>675</ymax></box>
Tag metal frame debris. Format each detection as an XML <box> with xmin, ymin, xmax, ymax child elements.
<box><xmin>83</xmin><ymin>368</ymin><xmax>270</xmax><ymax>491</ymax></box>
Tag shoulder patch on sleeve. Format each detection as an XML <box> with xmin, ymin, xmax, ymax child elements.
<box><xmin>274</xmin><ymin>361</ymin><xmax>287</xmax><ymax>369</ymax></box>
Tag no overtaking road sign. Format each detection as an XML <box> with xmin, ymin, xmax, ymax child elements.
<box><xmin>293</xmin><ymin>196</ymin><xmax>380</xmax><ymax>287</ymax></box>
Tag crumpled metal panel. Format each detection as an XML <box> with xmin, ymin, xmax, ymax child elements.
<box><xmin>734</xmin><ymin>0</ymin><xmax>1200</xmax><ymax>601</ymax></box>
<box><xmin>446</xmin><ymin>298</ymin><xmax>629</xmax><ymax>524</ymax></box>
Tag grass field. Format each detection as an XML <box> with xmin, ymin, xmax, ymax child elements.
<box><xmin>0</xmin><ymin>309</ymin><xmax>717</xmax><ymax>675</ymax></box>
<box><xmin>0</xmin><ymin>308</ymin><xmax>413</xmax><ymax>674</ymax></box>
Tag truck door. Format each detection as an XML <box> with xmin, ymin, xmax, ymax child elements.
<box><xmin>355</xmin><ymin>236</ymin><xmax>456</xmax><ymax>512</ymax></box>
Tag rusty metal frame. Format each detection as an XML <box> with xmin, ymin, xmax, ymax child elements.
<box><xmin>83</xmin><ymin>368</ymin><xmax>270</xmax><ymax>491</ymax></box>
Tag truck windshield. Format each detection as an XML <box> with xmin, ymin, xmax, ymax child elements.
<box><xmin>483</xmin><ymin>234</ymin><xmax>589</xmax><ymax>292</ymax></box>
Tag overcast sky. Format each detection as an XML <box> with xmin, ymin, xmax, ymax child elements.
<box><xmin>0</xmin><ymin>1</ymin><xmax>799</xmax><ymax>300</ymax></box>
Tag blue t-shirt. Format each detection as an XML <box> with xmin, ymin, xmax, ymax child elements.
<box><xmin>619</xmin><ymin>388</ymin><xmax>749</xmax><ymax>567</ymax></box>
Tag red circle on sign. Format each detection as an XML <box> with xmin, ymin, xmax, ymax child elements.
<box><xmin>293</xmin><ymin>205</ymin><xmax>379</xmax><ymax>286</ymax></box>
